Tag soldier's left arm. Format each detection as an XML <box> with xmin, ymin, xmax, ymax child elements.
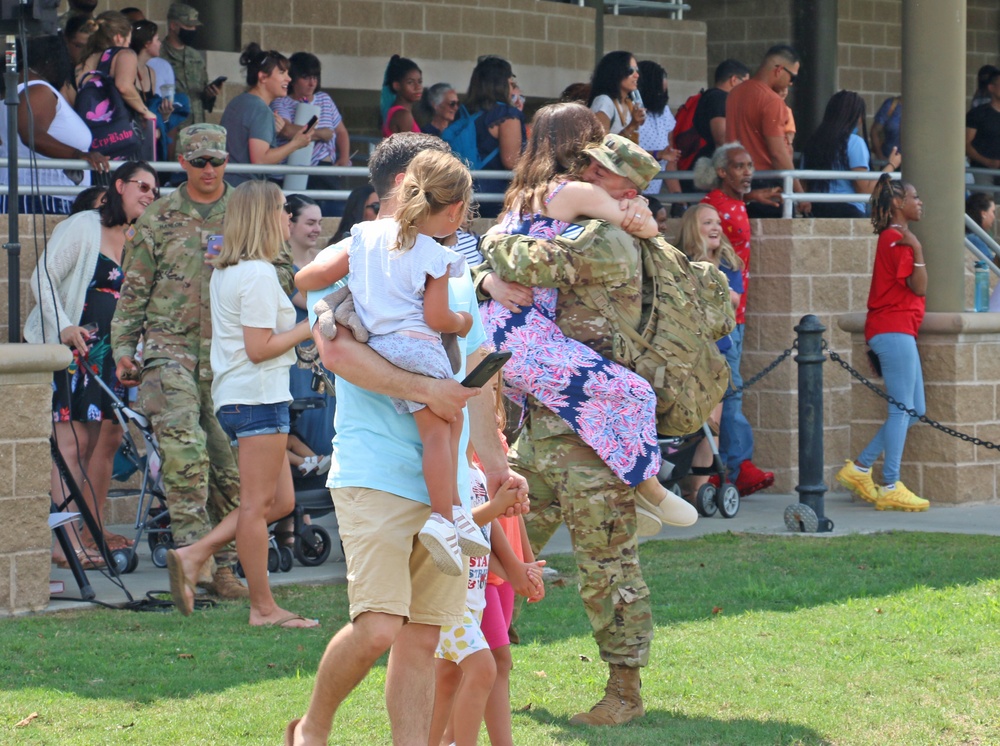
<box><xmin>111</xmin><ymin>223</ymin><xmax>155</xmax><ymax>364</ymax></box>
<box><xmin>480</xmin><ymin>220</ymin><xmax>637</xmax><ymax>289</ymax></box>
<box><xmin>273</xmin><ymin>242</ymin><xmax>295</xmax><ymax>296</ymax></box>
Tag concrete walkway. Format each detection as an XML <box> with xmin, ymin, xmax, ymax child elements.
<box><xmin>44</xmin><ymin>490</ymin><xmax>1000</xmax><ymax>614</ymax></box>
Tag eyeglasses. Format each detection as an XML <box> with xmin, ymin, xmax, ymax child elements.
<box><xmin>626</xmin><ymin>66</ymin><xmax>639</xmax><ymax>75</ymax></box>
<box><xmin>444</xmin><ymin>100</ymin><xmax>459</xmax><ymax>108</ymax></box>
<box><xmin>778</xmin><ymin>65</ymin><xmax>798</xmax><ymax>85</ymax></box>
<box><xmin>283</xmin><ymin>202</ymin><xmax>294</xmax><ymax>215</ymax></box>
<box><xmin>186</xmin><ymin>156</ymin><xmax>227</xmax><ymax>169</ymax></box>
<box><xmin>365</xmin><ymin>201</ymin><xmax>380</xmax><ymax>213</ymax></box>
<box><xmin>125</xmin><ymin>179</ymin><xmax>159</xmax><ymax>197</ymax></box>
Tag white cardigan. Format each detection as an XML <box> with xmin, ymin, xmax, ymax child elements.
<box><xmin>23</xmin><ymin>210</ymin><xmax>104</xmax><ymax>344</ymax></box>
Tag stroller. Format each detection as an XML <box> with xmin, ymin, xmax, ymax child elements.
<box><xmin>93</xmin><ymin>374</ymin><xmax>172</xmax><ymax>573</ymax></box>
<box><xmin>657</xmin><ymin>423</ymin><xmax>741</xmax><ymax>518</ymax></box>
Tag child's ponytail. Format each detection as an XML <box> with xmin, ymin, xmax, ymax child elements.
<box><xmin>393</xmin><ymin>150</ymin><xmax>473</xmax><ymax>252</ymax></box>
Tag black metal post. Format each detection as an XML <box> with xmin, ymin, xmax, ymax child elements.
<box><xmin>4</xmin><ymin>35</ymin><xmax>21</xmax><ymax>343</ymax></box>
<box><xmin>794</xmin><ymin>314</ymin><xmax>832</xmax><ymax>532</ymax></box>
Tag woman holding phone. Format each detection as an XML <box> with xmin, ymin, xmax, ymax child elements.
<box><xmin>219</xmin><ymin>42</ymin><xmax>312</xmax><ymax>186</ymax></box>
<box><xmin>166</xmin><ymin>181</ymin><xmax>318</xmax><ymax>628</ymax></box>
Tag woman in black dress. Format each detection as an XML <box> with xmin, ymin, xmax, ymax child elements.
<box><xmin>26</xmin><ymin>161</ymin><xmax>159</xmax><ymax>567</ymax></box>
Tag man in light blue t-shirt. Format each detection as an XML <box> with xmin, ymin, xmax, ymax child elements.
<box><xmin>286</xmin><ymin>134</ymin><xmax>528</xmax><ymax>746</ymax></box>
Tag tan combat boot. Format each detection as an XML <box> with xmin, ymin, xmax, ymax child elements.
<box><xmin>568</xmin><ymin>663</ymin><xmax>645</xmax><ymax>726</ymax></box>
<box><xmin>197</xmin><ymin>566</ymin><xmax>249</xmax><ymax>600</ymax></box>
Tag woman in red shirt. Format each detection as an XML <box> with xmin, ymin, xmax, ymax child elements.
<box><xmin>837</xmin><ymin>174</ymin><xmax>929</xmax><ymax>512</ymax></box>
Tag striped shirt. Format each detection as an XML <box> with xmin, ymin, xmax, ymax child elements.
<box><xmin>270</xmin><ymin>91</ymin><xmax>342</xmax><ymax>165</ymax></box>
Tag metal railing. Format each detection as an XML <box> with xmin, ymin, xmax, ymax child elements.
<box><xmin>964</xmin><ymin>214</ymin><xmax>1000</xmax><ymax>277</ymax></box>
<box><xmin>561</xmin><ymin>0</ymin><xmax>691</xmax><ymax>18</ymax></box>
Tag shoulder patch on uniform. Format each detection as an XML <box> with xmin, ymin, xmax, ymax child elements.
<box><xmin>125</xmin><ymin>226</ymin><xmax>136</xmax><ymax>241</ymax></box>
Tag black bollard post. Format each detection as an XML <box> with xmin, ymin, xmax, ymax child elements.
<box><xmin>788</xmin><ymin>314</ymin><xmax>833</xmax><ymax>533</ymax></box>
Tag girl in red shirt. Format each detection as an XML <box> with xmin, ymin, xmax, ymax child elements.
<box><xmin>836</xmin><ymin>174</ymin><xmax>929</xmax><ymax>512</ymax></box>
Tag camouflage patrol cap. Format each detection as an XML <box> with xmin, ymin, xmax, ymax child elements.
<box><xmin>178</xmin><ymin>123</ymin><xmax>227</xmax><ymax>160</ymax></box>
<box><xmin>167</xmin><ymin>3</ymin><xmax>202</xmax><ymax>26</ymax></box>
<box><xmin>584</xmin><ymin>133</ymin><xmax>661</xmax><ymax>192</ymax></box>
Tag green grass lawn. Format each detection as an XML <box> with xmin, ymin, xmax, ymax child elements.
<box><xmin>3</xmin><ymin>531</ymin><xmax>1000</xmax><ymax>745</ymax></box>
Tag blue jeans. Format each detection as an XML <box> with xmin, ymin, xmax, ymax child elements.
<box><xmin>720</xmin><ymin>323</ymin><xmax>754</xmax><ymax>473</ymax></box>
<box><xmin>857</xmin><ymin>333</ymin><xmax>925</xmax><ymax>484</ymax></box>
<box><xmin>216</xmin><ymin>402</ymin><xmax>291</xmax><ymax>446</ymax></box>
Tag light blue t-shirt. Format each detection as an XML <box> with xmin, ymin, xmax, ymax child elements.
<box><xmin>306</xmin><ymin>233</ymin><xmax>487</xmax><ymax>507</ymax></box>
<box><xmin>826</xmin><ymin>133</ymin><xmax>871</xmax><ymax>215</ymax></box>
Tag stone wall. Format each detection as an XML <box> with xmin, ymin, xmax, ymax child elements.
<box><xmin>686</xmin><ymin>0</ymin><xmax>793</xmax><ymax>85</ymax></box>
<box><xmin>0</xmin><ymin>345</ymin><xmax>72</xmax><ymax>616</ymax></box>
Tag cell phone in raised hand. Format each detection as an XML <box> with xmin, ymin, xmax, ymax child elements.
<box><xmin>461</xmin><ymin>350</ymin><xmax>512</xmax><ymax>388</ymax></box>
<box><xmin>209</xmin><ymin>76</ymin><xmax>228</xmax><ymax>89</ymax></box>
<box><xmin>303</xmin><ymin>115</ymin><xmax>319</xmax><ymax>133</ymax></box>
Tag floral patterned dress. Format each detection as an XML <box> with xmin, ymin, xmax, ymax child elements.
<box><xmin>52</xmin><ymin>253</ymin><xmax>125</xmax><ymax>422</ymax></box>
<box><xmin>481</xmin><ymin>201</ymin><xmax>661</xmax><ymax>486</ymax></box>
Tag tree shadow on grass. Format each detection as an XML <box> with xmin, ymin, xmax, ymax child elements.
<box><xmin>519</xmin><ymin>706</ymin><xmax>831</xmax><ymax>746</ymax></box>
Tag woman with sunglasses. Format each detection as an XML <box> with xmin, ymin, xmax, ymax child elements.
<box><xmin>25</xmin><ymin>161</ymin><xmax>159</xmax><ymax>569</ymax></box>
<box><xmin>421</xmin><ymin>82</ymin><xmax>459</xmax><ymax>138</ymax></box>
<box><xmin>220</xmin><ymin>42</ymin><xmax>313</xmax><ymax>187</ymax></box>
<box><xmin>332</xmin><ymin>185</ymin><xmax>378</xmax><ymax>243</ymax></box>
<box><xmin>166</xmin><ymin>181</ymin><xmax>318</xmax><ymax>628</ymax></box>
<box><xmin>588</xmin><ymin>50</ymin><xmax>646</xmax><ymax>143</ymax></box>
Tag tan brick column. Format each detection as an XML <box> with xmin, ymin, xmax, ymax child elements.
<box><xmin>0</xmin><ymin>344</ymin><xmax>72</xmax><ymax>616</ymax></box>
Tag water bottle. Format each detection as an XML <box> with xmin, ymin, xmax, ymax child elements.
<box><xmin>974</xmin><ymin>260</ymin><xmax>990</xmax><ymax>312</ymax></box>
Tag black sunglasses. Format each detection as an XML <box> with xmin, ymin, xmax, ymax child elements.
<box><xmin>283</xmin><ymin>202</ymin><xmax>294</xmax><ymax>215</ymax></box>
<box><xmin>444</xmin><ymin>100</ymin><xmax>460</xmax><ymax>108</ymax></box>
<box><xmin>778</xmin><ymin>65</ymin><xmax>798</xmax><ymax>85</ymax></box>
<box><xmin>366</xmin><ymin>201</ymin><xmax>380</xmax><ymax>213</ymax></box>
<box><xmin>124</xmin><ymin>179</ymin><xmax>159</xmax><ymax>197</ymax></box>
<box><xmin>187</xmin><ymin>156</ymin><xmax>227</xmax><ymax>169</ymax></box>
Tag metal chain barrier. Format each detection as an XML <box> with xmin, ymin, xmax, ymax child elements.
<box><xmin>824</xmin><ymin>340</ymin><xmax>1000</xmax><ymax>452</ymax></box>
<box><xmin>725</xmin><ymin>340</ymin><xmax>797</xmax><ymax>397</ymax></box>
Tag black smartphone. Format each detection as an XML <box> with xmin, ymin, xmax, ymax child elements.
<box><xmin>303</xmin><ymin>114</ymin><xmax>319</xmax><ymax>132</ymax></box>
<box><xmin>209</xmin><ymin>76</ymin><xmax>228</xmax><ymax>88</ymax></box>
<box><xmin>461</xmin><ymin>350</ymin><xmax>512</xmax><ymax>388</ymax></box>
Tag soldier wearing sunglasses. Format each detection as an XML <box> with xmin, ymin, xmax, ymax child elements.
<box><xmin>111</xmin><ymin>123</ymin><xmax>294</xmax><ymax>602</ymax></box>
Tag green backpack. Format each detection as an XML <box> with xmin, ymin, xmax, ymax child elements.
<box><xmin>580</xmin><ymin>234</ymin><xmax>735</xmax><ymax>436</ymax></box>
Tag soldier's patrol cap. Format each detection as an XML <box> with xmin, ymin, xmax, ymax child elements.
<box><xmin>584</xmin><ymin>133</ymin><xmax>661</xmax><ymax>192</ymax></box>
<box><xmin>178</xmin><ymin>124</ymin><xmax>227</xmax><ymax>161</ymax></box>
<box><xmin>167</xmin><ymin>3</ymin><xmax>202</xmax><ymax>26</ymax></box>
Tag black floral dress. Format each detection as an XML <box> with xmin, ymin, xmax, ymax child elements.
<box><xmin>52</xmin><ymin>253</ymin><xmax>125</xmax><ymax>422</ymax></box>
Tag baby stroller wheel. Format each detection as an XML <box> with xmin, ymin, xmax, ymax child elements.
<box><xmin>717</xmin><ymin>484</ymin><xmax>740</xmax><ymax>518</ymax></box>
<box><xmin>150</xmin><ymin>542</ymin><xmax>170</xmax><ymax>569</ymax></box>
<box><xmin>295</xmin><ymin>525</ymin><xmax>332</xmax><ymax>567</ymax></box>
<box><xmin>695</xmin><ymin>484</ymin><xmax>718</xmax><ymax>517</ymax></box>
<box><xmin>279</xmin><ymin>545</ymin><xmax>294</xmax><ymax>573</ymax></box>
<box><xmin>267</xmin><ymin>546</ymin><xmax>280</xmax><ymax>573</ymax></box>
<box><xmin>148</xmin><ymin>530</ymin><xmax>173</xmax><ymax>568</ymax></box>
<box><xmin>110</xmin><ymin>548</ymin><xmax>138</xmax><ymax>574</ymax></box>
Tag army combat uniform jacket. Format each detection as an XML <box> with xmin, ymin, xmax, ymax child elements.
<box><xmin>162</xmin><ymin>43</ymin><xmax>209</xmax><ymax>125</ymax></box>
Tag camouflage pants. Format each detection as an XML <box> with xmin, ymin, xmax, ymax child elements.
<box><xmin>511</xmin><ymin>413</ymin><xmax>653</xmax><ymax>668</ymax></box>
<box><xmin>137</xmin><ymin>361</ymin><xmax>240</xmax><ymax>565</ymax></box>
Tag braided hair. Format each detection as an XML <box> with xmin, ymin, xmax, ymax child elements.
<box><xmin>870</xmin><ymin>172</ymin><xmax>907</xmax><ymax>234</ymax></box>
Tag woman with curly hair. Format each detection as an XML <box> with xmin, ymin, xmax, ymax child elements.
<box><xmin>588</xmin><ymin>50</ymin><xmax>645</xmax><ymax>142</ymax></box>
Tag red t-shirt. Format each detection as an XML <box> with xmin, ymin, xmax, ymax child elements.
<box><xmin>724</xmin><ymin>78</ymin><xmax>787</xmax><ymax>170</ymax></box>
<box><xmin>864</xmin><ymin>227</ymin><xmax>926</xmax><ymax>340</ymax></box>
<box><xmin>702</xmin><ymin>189</ymin><xmax>751</xmax><ymax>324</ymax></box>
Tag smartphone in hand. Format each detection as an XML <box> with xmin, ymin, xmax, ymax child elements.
<box><xmin>303</xmin><ymin>115</ymin><xmax>319</xmax><ymax>133</ymax></box>
<box><xmin>461</xmin><ymin>350</ymin><xmax>512</xmax><ymax>388</ymax></box>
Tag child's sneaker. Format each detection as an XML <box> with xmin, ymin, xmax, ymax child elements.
<box><xmin>875</xmin><ymin>481</ymin><xmax>929</xmax><ymax>512</ymax></box>
<box><xmin>734</xmin><ymin>460</ymin><xmax>774</xmax><ymax>496</ymax></box>
<box><xmin>454</xmin><ymin>507</ymin><xmax>490</xmax><ymax>557</ymax></box>
<box><xmin>418</xmin><ymin>513</ymin><xmax>464</xmax><ymax>576</ymax></box>
<box><xmin>836</xmin><ymin>460</ymin><xmax>879</xmax><ymax>504</ymax></box>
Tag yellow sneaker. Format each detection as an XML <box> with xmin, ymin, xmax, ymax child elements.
<box><xmin>875</xmin><ymin>481</ymin><xmax>929</xmax><ymax>512</ymax></box>
<box><xmin>836</xmin><ymin>460</ymin><xmax>879</xmax><ymax>504</ymax></box>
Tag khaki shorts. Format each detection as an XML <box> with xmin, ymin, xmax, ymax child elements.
<box><xmin>333</xmin><ymin>486</ymin><xmax>467</xmax><ymax>626</ymax></box>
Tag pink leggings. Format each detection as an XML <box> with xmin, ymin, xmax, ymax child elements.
<box><xmin>481</xmin><ymin>581</ymin><xmax>514</xmax><ymax>650</ymax></box>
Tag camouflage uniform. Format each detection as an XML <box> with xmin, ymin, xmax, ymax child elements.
<box><xmin>479</xmin><ymin>220</ymin><xmax>653</xmax><ymax>667</ymax></box>
<box><xmin>111</xmin><ymin>124</ymin><xmax>293</xmax><ymax>565</ymax></box>
<box><xmin>161</xmin><ymin>5</ymin><xmax>210</xmax><ymax>126</ymax></box>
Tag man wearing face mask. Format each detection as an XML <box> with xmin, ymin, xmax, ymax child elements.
<box><xmin>58</xmin><ymin>0</ymin><xmax>97</xmax><ymax>29</ymax></box>
<box><xmin>162</xmin><ymin>3</ymin><xmax>221</xmax><ymax>127</ymax></box>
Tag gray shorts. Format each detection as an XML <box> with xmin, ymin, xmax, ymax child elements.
<box><xmin>368</xmin><ymin>332</ymin><xmax>454</xmax><ymax>414</ymax></box>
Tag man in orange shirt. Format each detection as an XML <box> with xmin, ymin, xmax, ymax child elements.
<box><xmin>725</xmin><ymin>44</ymin><xmax>809</xmax><ymax>217</ymax></box>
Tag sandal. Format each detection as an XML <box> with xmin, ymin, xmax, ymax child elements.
<box><xmin>166</xmin><ymin>549</ymin><xmax>196</xmax><ymax>616</ymax></box>
<box><xmin>52</xmin><ymin>548</ymin><xmax>107</xmax><ymax>571</ymax></box>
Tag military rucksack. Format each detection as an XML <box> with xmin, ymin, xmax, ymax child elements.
<box><xmin>579</xmin><ymin>231</ymin><xmax>735</xmax><ymax>436</ymax></box>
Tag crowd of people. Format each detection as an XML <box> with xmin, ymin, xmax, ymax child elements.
<box><xmin>18</xmin><ymin>5</ymin><xmax>963</xmax><ymax>743</ymax></box>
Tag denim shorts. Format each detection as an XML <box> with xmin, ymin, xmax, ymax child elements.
<box><xmin>216</xmin><ymin>402</ymin><xmax>291</xmax><ymax>445</ymax></box>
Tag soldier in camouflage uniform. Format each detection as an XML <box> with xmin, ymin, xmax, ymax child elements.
<box><xmin>161</xmin><ymin>4</ymin><xmax>221</xmax><ymax>128</ymax></box>
<box><xmin>111</xmin><ymin>124</ymin><xmax>291</xmax><ymax>599</ymax></box>
<box><xmin>478</xmin><ymin>134</ymin><xmax>665</xmax><ymax>726</ymax></box>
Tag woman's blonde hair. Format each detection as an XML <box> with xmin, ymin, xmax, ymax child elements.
<box><xmin>678</xmin><ymin>203</ymin><xmax>743</xmax><ymax>272</ymax></box>
<box><xmin>215</xmin><ymin>181</ymin><xmax>286</xmax><ymax>267</ymax></box>
<box><xmin>393</xmin><ymin>150</ymin><xmax>472</xmax><ymax>252</ymax></box>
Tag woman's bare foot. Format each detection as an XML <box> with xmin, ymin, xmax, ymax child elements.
<box><xmin>250</xmin><ymin>606</ymin><xmax>320</xmax><ymax>628</ymax></box>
